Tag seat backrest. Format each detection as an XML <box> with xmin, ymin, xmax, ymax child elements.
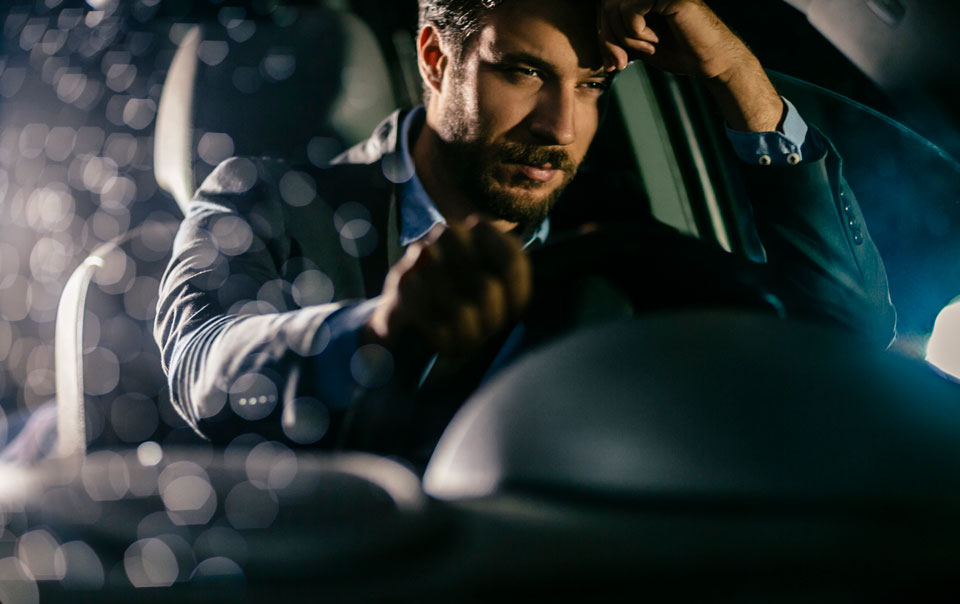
<box><xmin>154</xmin><ymin>3</ymin><xmax>397</xmax><ymax>208</ymax></box>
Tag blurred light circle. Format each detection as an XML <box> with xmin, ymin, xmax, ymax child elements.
<box><xmin>55</xmin><ymin>72</ymin><xmax>87</xmax><ymax>104</ymax></box>
<box><xmin>0</xmin><ymin>169</ymin><xmax>8</xmax><ymax>206</ymax></box>
<box><xmin>44</xmin><ymin>127</ymin><xmax>77</xmax><ymax>162</ymax></box>
<box><xmin>260</xmin><ymin>49</ymin><xmax>295</xmax><ymax>82</ymax></box>
<box><xmin>75</xmin><ymin>127</ymin><xmax>106</xmax><ymax>155</ymax></box>
<box><xmin>122</xmin><ymin>275</ymin><xmax>160</xmax><ymax>321</ymax></box>
<box><xmin>209</xmin><ymin>215</ymin><xmax>252</xmax><ymax>256</ymax></box>
<box><xmin>134</xmin><ymin>215</ymin><xmax>177</xmax><ymax>259</ymax></box>
<box><xmin>137</xmin><ymin>441</ymin><xmax>163</xmax><ymax>466</ymax></box>
<box><xmin>161</xmin><ymin>475</ymin><xmax>217</xmax><ymax>526</ymax></box>
<box><xmin>333</xmin><ymin>201</ymin><xmax>371</xmax><ymax>231</ymax></box>
<box><xmin>291</xmin><ymin>270</ymin><xmax>334</xmax><ymax>307</ymax></box>
<box><xmin>381</xmin><ymin>150</ymin><xmax>415</xmax><ymax>184</ymax></box>
<box><xmin>81</xmin><ymin>450</ymin><xmax>130</xmax><ymax>501</ymax></box>
<box><xmin>82</xmin><ymin>346</ymin><xmax>120</xmax><ymax>396</ymax></box>
<box><xmin>105</xmin><ymin>63</ymin><xmax>136</xmax><ymax>92</ymax></box>
<box><xmin>340</xmin><ymin>219</ymin><xmax>378</xmax><ymax>258</ymax></box>
<box><xmin>927</xmin><ymin>301</ymin><xmax>960</xmax><ymax>381</ymax></box>
<box><xmin>91</xmin><ymin>247</ymin><xmax>134</xmax><ymax>293</ymax></box>
<box><xmin>350</xmin><ymin>344</ymin><xmax>395</xmax><ymax>389</ymax></box>
<box><xmin>231</xmin><ymin>66</ymin><xmax>261</xmax><ymax>94</ymax></box>
<box><xmin>0</xmin><ymin>244</ymin><xmax>21</xmax><ymax>285</ymax></box>
<box><xmin>217</xmin><ymin>6</ymin><xmax>246</xmax><ymax>28</ymax></box>
<box><xmin>198</xmin><ymin>132</ymin><xmax>235</xmax><ymax>166</ymax></box>
<box><xmin>158</xmin><ymin>461</ymin><xmax>210</xmax><ymax>494</ymax></box>
<box><xmin>218</xmin><ymin>157</ymin><xmax>258</xmax><ymax>193</ymax></box>
<box><xmin>0</xmin><ymin>320</ymin><xmax>13</xmax><ymax>362</ymax></box>
<box><xmin>198</xmin><ymin>40</ymin><xmax>229</xmax><ymax>67</ymax></box>
<box><xmin>42</xmin><ymin>56</ymin><xmax>68</xmax><ymax>86</ymax></box>
<box><xmin>124</xmin><ymin>538</ymin><xmax>178</xmax><ymax>588</ymax></box>
<box><xmin>257</xmin><ymin>279</ymin><xmax>292</xmax><ymax>313</ymax></box>
<box><xmin>19</xmin><ymin>20</ymin><xmax>47</xmax><ymax>52</ymax></box>
<box><xmin>229</xmin><ymin>373</ymin><xmax>279</xmax><ymax>421</ymax></box>
<box><xmin>227</xmin><ymin>20</ymin><xmax>256</xmax><ymax>43</ymax></box>
<box><xmin>29</xmin><ymin>237</ymin><xmax>70</xmax><ymax>283</ymax></box>
<box><xmin>194</xmin><ymin>526</ymin><xmax>248</xmax><ymax>566</ymax></box>
<box><xmin>123</xmin><ymin>98</ymin><xmax>157</xmax><ymax>130</ymax></box>
<box><xmin>0</xmin><ymin>557</ymin><xmax>39</xmax><ymax>604</ymax></box>
<box><xmin>81</xmin><ymin>155</ymin><xmax>118</xmax><ymax>193</ymax></box>
<box><xmin>0</xmin><ymin>67</ymin><xmax>27</xmax><ymax>99</ymax></box>
<box><xmin>99</xmin><ymin>175</ymin><xmax>137</xmax><ymax>210</ymax></box>
<box><xmin>104</xmin><ymin>133</ymin><xmax>138</xmax><ymax>167</ymax></box>
<box><xmin>54</xmin><ymin>541</ymin><xmax>105</xmax><ymax>590</ymax></box>
<box><xmin>18</xmin><ymin>124</ymin><xmax>49</xmax><ymax>160</ymax></box>
<box><xmin>73</xmin><ymin>78</ymin><xmax>104</xmax><ymax>111</ymax></box>
<box><xmin>0</xmin><ymin>276</ymin><xmax>32</xmax><ymax>321</ymax></box>
<box><xmin>16</xmin><ymin>529</ymin><xmax>60</xmax><ymax>580</ymax></box>
<box><xmin>39</xmin><ymin>29</ymin><xmax>67</xmax><ymax>55</ymax></box>
<box><xmin>191</xmin><ymin>556</ymin><xmax>243</xmax><ymax>582</ymax></box>
<box><xmin>26</xmin><ymin>185</ymin><xmax>75</xmax><ymax>232</ymax></box>
<box><xmin>245</xmin><ymin>441</ymin><xmax>297</xmax><ymax>490</ymax></box>
<box><xmin>111</xmin><ymin>393</ymin><xmax>160</xmax><ymax>443</ymax></box>
<box><xmin>58</xmin><ymin>8</ymin><xmax>84</xmax><ymax>30</ymax></box>
<box><xmin>278</xmin><ymin>170</ymin><xmax>316</xmax><ymax>207</ymax></box>
<box><xmin>224</xmin><ymin>481</ymin><xmax>278</xmax><ymax>530</ymax></box>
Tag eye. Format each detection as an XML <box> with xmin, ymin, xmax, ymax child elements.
<box><xmin>504</xmin><ymin>66</ymin><xmax>543</xmax><ymax>81</ymax></box>
<box><xmin>582</xmin><ymin>80</ymin><xmax>610</xmax><ymax>93</ymax></box>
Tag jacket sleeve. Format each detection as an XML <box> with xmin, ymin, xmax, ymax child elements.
<box><xmin>740</xmin><ymin>129</ymin><xmax>897</xmax><ymax>346</ymax></box>
<box><xmin>154</xmin><ymin>157</ymin><xmax>377</xmax><ymax>445</ymax></box>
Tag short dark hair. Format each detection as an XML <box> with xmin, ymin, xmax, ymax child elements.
<box><xmin>417</xmin><ymin>0</ymin><xmax>508</xmax><ymax>57</ymax></box>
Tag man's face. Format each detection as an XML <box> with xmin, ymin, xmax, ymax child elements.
<box><xmin>431</xmin><ymin>0</ymin><xmax>609</xmax><ymax>225</ymax></box>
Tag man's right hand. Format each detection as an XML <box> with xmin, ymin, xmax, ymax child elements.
<box><xmin>367</xmin><ymin>220</ymin><xmax>532</xmax><ymax>357</ymax></box>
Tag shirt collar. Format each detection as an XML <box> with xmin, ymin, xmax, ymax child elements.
<box><xmin>396</xmin><ymin>106</ymin><xmax>549</xmax><ymax>248</ymax></box>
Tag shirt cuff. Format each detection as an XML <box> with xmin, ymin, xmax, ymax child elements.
<box><xmin>725</xmin><ymin>97</ymin><xmax>825</xmax><ymax>166</ymax></box>
<box><xmin>310</xmin><ymin>297</ymin><xmax>380</xmax><ymax>409</ymax></box>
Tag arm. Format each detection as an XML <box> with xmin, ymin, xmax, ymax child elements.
<box><xmin>598</xmin><ymin>0</ymin><xmax>896</xmax><ymax>343</ymax></box>
<box><xmin>155</xmin><ymin>157</ymin><xmax>384</xmax><ymax>445</ymax></box>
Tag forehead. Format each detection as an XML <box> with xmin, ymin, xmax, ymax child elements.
<box><xmin>472</xmin><ymin>0</ymin><xmax>603</xmax><ymax>71</ymax></box>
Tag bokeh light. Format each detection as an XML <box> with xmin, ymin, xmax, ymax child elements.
<box><xmin>926</xmin><ymin>299</ymin><xmax>960</xmax><ymax>381</ymax></box>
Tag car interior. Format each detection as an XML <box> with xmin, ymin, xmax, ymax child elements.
<box><xmin>1</xmin><ymin>0</ymin><xmax>960</xmax><ymax>601</ymax></box>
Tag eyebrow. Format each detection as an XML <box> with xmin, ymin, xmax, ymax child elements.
<box><xmin>498</xmin><ymin>51</ymin><xmax>609</xmax><ymax>80</ymax></box>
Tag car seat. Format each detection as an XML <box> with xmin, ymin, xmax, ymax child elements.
<box><xmin>54</xmin><ymin>0</ymin><xmax>402</xmax><ymax>458</ymax></box>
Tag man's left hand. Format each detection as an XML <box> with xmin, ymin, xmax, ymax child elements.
<box><xmin>598</xmin><ymin>0</ymin><xmax>784</xmax><ymax>132</ymax></box>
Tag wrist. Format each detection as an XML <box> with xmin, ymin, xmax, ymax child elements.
<box><xmin>706</xmin><ymin>57</ymin><xmax>784</xmax><ymax>132</ymax></box>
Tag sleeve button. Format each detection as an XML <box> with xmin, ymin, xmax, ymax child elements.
<box><xmin>758</xmin><ymin>155</ymin><xmax>772</xmax><ymax>166</ymax></box>
<box><xmin>786</xmin><ymin>152</ymin><xmax>801</xmax><ymax>165</ymax></box>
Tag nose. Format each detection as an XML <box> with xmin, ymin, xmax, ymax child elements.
<box><xmin>528</xmin><ymin>85</ymin><xmax>577</xmax><ymax>146</ymax></box>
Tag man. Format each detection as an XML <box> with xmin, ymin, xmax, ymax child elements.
<box><xmin>155</xmin><ymin>0</ymin><xmax>895</xmax><ymax>457</ymax></box>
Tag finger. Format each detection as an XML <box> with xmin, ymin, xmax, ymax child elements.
<box><xmin>469</xmin><ymin>220</ymin><xmax>521</xmax><ymax>278</ymax></box>
<box><xmin>475</xmin><ymin>273</ymin><xmax>508</xmax><ymax>333</ymax></box>
<box><xmin>468</xmin><ymin>221</ymin><xmax>530</xmax><ymax>317</ymax></box>
<box><xmin>597</xmin><ymin>5</ymin><xmax>625</xmax><ymax>71</ymax></box>
<box><xmin>618</xmin><ymin>6</ymin><xmax>658</xmax><ymax>56</ymax></box>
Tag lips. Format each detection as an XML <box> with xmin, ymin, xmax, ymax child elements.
<box><xmin>514</xmin><ymin>163</ymin><xmax>560</xmax><ymax>183</ymax></box>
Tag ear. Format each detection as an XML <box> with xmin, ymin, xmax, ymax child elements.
<box><xmin>417</xmin><ymin>24</ymin><xmax>448</xmax><ymax>97</ymax></box>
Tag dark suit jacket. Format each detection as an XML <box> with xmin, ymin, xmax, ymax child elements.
<box><xmin>155</xmin><ymin>109</ymin><xmax>896</xmax><ymax>449</ymax></box>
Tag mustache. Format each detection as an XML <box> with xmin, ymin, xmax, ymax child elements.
<box><xmin>491</xmin><ymin>142</ymin><xmax>577</xmax><ymax>173</ymax></box>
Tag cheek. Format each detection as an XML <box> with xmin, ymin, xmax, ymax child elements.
<box><xmin>475</xmin><ymin>75</ymin><xmax>539</xmax><ymax>136</ymax></box>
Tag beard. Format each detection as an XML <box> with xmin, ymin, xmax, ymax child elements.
<box><xmin>442</xmin><ymin>136</ymin><xmax>580</xmax><ymax>226</ymax></box>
